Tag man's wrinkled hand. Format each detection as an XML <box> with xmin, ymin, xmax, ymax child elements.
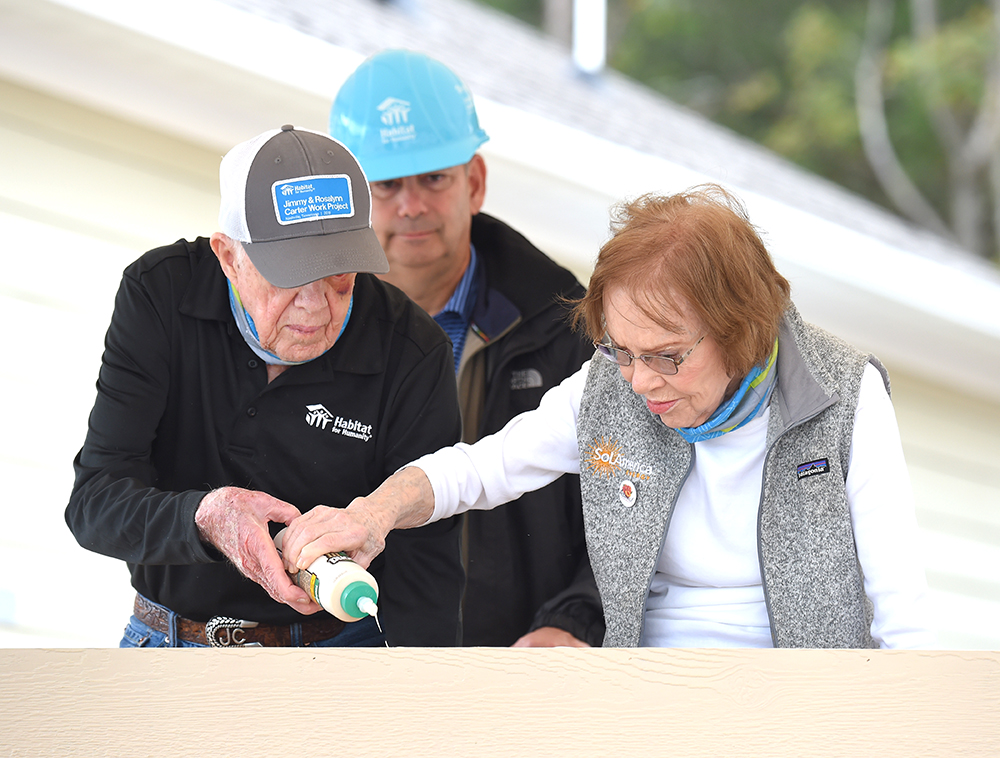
<box><xmin>195</xmin><ymin>486</ymin><xmax>322</xmax><ymax>614</ymax></box>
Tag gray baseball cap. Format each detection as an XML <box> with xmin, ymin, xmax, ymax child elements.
<box><xmin>218</xmin><ymin>124</ymin><xmax>389</xmax><ymax>288</ymax></box>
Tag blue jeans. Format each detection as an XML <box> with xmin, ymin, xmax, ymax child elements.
<box><xmin>120</xmin><ymin>597</ymin><xmax>387</xmax><ymax>648</ymax></box>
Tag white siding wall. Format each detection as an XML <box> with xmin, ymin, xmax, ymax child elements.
<box><xmin>0</xmin><ymin>80</ymin><xmax>217</xmax><ymax>645</ymax></box>
<box><xmin>891</xmin><ymin>371</ymin><xmax>1000</xmax><ymax>649</ymax></box>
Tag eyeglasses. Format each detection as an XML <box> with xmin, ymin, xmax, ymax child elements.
<box><xmin>594</xmin><ymin>335</ymin><xmax>705</xmax><ymax>376</ymax></box>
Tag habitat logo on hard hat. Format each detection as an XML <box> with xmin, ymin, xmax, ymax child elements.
<box><xmin>378</xmin><ymin>97</ymin><xmax>410</xmax><ymax>125</ymax></box>
<box><xmin>377</xmin><ymin>97</ymin><xmax>416</xmax><ymax>145</ymax></box>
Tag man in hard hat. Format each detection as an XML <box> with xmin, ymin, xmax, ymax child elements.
<box><xmin>330</xmin><ymin>50</ymin><xmax>604</xmax><ymax>647</ymax></box>
<box><xmin>66</xmin><ymin>125</ymin><xmax>464</xmax><ymax>648</ymax></box>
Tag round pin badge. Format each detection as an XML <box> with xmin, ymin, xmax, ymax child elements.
<box><xmin>618</xmin><ymin>479</ymin><xmax>637</xmax><ymax>508</ymax></box>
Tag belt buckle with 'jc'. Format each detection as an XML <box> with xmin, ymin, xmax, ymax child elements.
<box><xmin>205</xmin><ymin>616</ymin><xmax>262</xmax><ymax>647</ymax></box>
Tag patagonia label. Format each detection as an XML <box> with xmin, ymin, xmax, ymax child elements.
<box><xmin>797</xmin><ymin>459</ymin><xmax>830</xmax><ymax>479</ymax></box>
<box><xmin>272</xmin><ymin>175</ymin><xmax>354</xmax><ymax>225</ymax></box>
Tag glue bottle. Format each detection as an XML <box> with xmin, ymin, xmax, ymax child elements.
<box><xmin>273</xmin><ymin>528</ymin><xmax>379</xmax><ymax>623</ymax></box>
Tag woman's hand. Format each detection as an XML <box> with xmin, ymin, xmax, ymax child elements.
<box><xmin>512</xmin><ymin>627</ymin><xmax>591</xmax><ymax>648</ymax></box>
<box><xmin>279</xmin><ymin>466</ymin><xmax>437</xmax><ymax>571</ymax></box>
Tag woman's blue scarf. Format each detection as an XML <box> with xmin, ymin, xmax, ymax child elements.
<box><xmin>676</xmin><ymin>339</ymin><xmax>778</xmax><ymax>444</ymax></box>
<box><xmin>227</xmin><ymin>281</ymin><xmax>352</xmax><ymax>366</ymax></box>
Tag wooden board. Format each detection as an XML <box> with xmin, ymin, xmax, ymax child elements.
<box><xmin>1</xmin><ymin>648</ymin><xmax>997</xmax><ymax>756</ymax></box>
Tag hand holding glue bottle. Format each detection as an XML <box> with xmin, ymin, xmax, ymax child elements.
<box><xmin>274</xmin><ymin>527</ymin><xmax>379</xmax><ymax>622</ymax></box>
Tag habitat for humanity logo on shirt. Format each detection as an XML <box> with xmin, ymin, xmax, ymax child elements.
<box><xmin>304</xmin><ymin>404</ymin><xmax>373</xmax><ymax>442</ymax></box>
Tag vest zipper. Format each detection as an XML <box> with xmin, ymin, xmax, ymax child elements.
<box><xmin>756</xmin><ymin>404</ymin><xmax>831</xmax><ymax>648</ymax></box>
<box><xmin>638</xmin><ymin>443</ymin><xmax>696</xmax><ymax>645</ymax></box>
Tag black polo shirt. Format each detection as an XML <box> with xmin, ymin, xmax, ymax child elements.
<box><xmin>67</xmin><ymin>237</ymin><xmax>463</xmax><ymax>645</ymax></box>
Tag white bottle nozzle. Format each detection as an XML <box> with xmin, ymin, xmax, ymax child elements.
<box><xmin>356</xmin><ymin>595</ymin><xmax>379</xmax><ymax>618</ymax></box>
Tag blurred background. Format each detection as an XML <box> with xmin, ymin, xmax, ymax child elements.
<box><xmin>1</xmin><ymin>0</ymin><xmax>998</xmax><ymax>648</ymax></box>
<box><xmin>492</xmin><ymin>0</ymin><xmax>1000</xmax><ymax>266</ymax></box>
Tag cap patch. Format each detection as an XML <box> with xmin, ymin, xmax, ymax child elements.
<box><xmin>272</xmin><ymin>175</ymin><xmax>355</xmax><ymax>226</ymax></box>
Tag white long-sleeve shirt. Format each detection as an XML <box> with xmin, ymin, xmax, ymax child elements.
<box><xmin>414</xmin><ymin>361</ymin><xmax>936</xmax><ymax>648</ymax></box>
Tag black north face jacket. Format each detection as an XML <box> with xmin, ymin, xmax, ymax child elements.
<box><xmin>458</xmin><ymin>213</ymin><xmax>605</xmax><ymax>646</ymax></box>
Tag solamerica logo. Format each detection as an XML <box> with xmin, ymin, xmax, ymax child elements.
<box><xmin>582</xmin><ymin>437</ymin><xmax>652</xmax><ymax>482</ymax></box>
<box><xmin>305</xmin><ymin>404</ymin><xmax>374</xmax><ymax>442</ymax></box>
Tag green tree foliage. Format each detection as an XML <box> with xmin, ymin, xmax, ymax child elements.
<box><xmin>478</xmin><ymin>0</ymin><xmax>1000</xmax><ymax>261</ymax></box>
<box><xmin>872</xmin><ymin>1</ymin><xmax>1000</xmax><ymax>255</ymax></box>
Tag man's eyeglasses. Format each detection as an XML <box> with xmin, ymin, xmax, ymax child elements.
<box><xmin>594</xmin><ymin>335</ymin><xmax>705</xmax><ymax>376</ymax></box>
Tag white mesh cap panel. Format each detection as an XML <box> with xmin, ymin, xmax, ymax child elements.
<box><xmin>217</xmin><ymin>128</ymin><xmax>281</xmax><ymax>242</ymax></box>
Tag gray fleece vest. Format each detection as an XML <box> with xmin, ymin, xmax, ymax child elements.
<box><xmin>577</xmin><ymin>306</ymin><xmax>884</xmax><ymax>648</ymax></box>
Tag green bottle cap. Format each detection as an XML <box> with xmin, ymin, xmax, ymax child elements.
<box><xmin>341</xmin><ymin>581</ymin><xmax>378</xmax><ymax>618</ymax></box>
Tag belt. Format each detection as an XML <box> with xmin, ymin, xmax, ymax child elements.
<box><xmin>133</xmin><ymin>594</ymin><xmax>347</xmax><ymax>648</ymax></box>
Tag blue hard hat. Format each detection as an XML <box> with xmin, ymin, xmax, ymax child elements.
<box><xmin>330</xmin><ymin>49</ymin><xmax>489</xmax><ymax>182</ymax></box>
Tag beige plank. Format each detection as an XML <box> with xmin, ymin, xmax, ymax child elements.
<box><xmin>0</xmin><ymin>648</ymin><xmax>997</xmax><ymax>756</ymax></box>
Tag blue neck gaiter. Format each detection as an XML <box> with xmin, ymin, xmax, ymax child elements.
<box><xmin>676</xmin><ymin>339</ymin><xmax>779</xmax><ymax>444</ymax></box>
<box><xmin>227</xmin><ymin>281</ymin><xmax>352</xmax><ymax>366</ymax></box>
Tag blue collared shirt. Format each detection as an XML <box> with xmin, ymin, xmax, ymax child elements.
<box><xmin>433</xmin><ymin>245</ymin><xmax>478</xmax><ymax>374</ymax></box>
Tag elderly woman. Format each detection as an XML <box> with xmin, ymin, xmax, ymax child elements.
<box><xmin>282</xmin><ymin>184</ymin><xmax>934</xmax><ymax>648</ymax></box>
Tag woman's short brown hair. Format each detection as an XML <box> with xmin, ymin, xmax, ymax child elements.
<box><xmin>574</xmin><ymin>184</ymin><xmax>791</xmax><ymax>378</ymax></box>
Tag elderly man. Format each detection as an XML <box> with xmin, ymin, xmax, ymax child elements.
<box><xmin>66</xmin><ymin>125</ymin><xmax>463</xmax><ymax>648</ymax></box>
<box><xmin>330</xmin><ymin>50</ymin><xmax>604</xmax><ymax>647</ymax></box>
